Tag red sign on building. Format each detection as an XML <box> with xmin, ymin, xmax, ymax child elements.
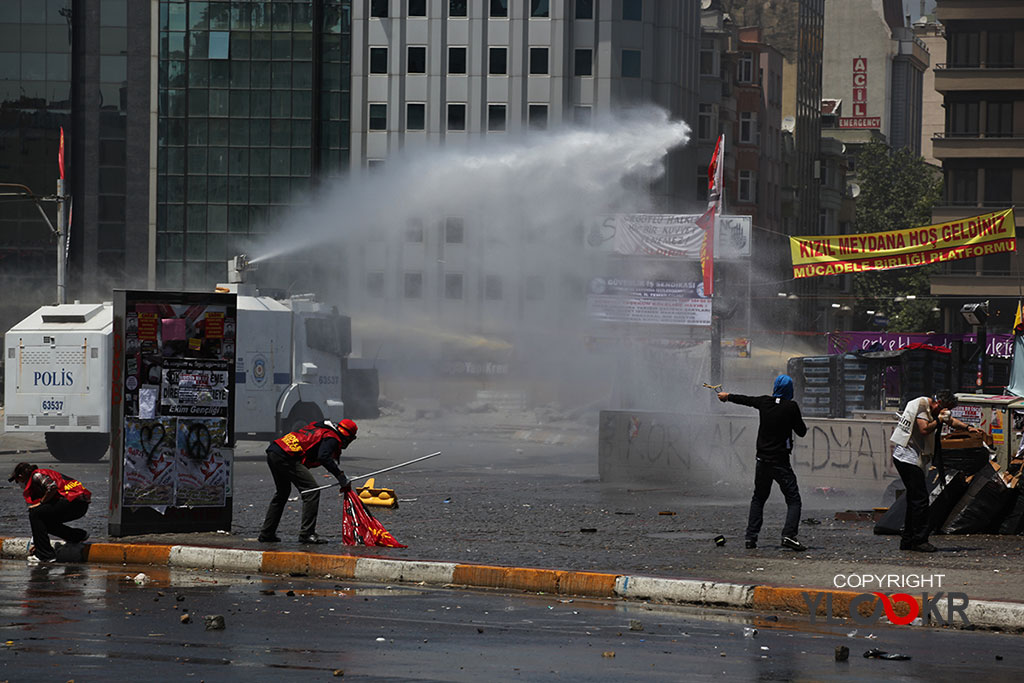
<box><xmin>852</xmin><ymin>57</ymin><xmax>868</xmax><ymax>117</ymax></box>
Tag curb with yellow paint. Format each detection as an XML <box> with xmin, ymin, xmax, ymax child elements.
<box><xmin>2</xmin><ymin>536</ymin><xmax>1021</xmax><ymax>631</ymax></box>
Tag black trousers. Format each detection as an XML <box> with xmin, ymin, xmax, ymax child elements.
<box><xmin>893</xmin><ymin>457</ymin><xmax>930</xmax><ymax>547</ymax></box>
<box><xmin>745</xmin><ymin>458</ymin><xmax>802</xmax><ymax>542</ymax></box>
<box><xmin>29</xmin><ymin>497</ymin><xmax>89</xmax><ymax>560</ymax></box>
<box><xmin>261</xmin><ymin>448</ymin><xmax>320</xmax><ymax>538</ymax></box>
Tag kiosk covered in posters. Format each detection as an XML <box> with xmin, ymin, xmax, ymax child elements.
<box><xmin>109</xmin><ymin>290</ymin><xmax>237</xmax><ymax>536</ymax></box>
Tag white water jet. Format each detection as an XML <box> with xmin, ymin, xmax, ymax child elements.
<box><xmin>249</xmin><ymin>107</ymin><xmax>691</xmax><ymax>264</ymax></box>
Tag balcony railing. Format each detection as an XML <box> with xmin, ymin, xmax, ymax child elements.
<box><xmin>935</xmin><ymin>62</ymin><xmax>1018</xmax><ymax>69</ymax></box>
<box><xmin>932</xmin><ymin>132</ymin><xmax>1019</xmax><ymax>139</ymax></box>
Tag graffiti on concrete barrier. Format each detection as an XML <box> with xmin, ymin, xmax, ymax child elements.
<box><xmin>599</xmin><ymin>410</ymin><xmax>899</xmax><ymax>488</ymax></box>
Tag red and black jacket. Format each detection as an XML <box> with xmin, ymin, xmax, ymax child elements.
<box><xmin>23</xmin><ymin>469</ymin><xmax>92</xmax><ymax>506</ymax></box>
<box><xmin>270</xmin><ymin>421</ymin><xmax>347</xmax><ymax>476</ymax></box>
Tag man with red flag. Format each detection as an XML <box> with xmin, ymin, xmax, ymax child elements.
<box><xmin>259</xmin><ymin>418</ymin><xmax>357</xmax><ymax>544</ymax></box>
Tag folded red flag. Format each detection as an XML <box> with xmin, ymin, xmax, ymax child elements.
<box><xmin>341</xmin><ymin>490</ymin><xmax>406</xmax><ymax>547</ymax></box>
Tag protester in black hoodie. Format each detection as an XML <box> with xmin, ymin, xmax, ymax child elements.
<box><xmin>719</xmin><ymin>374</ymin><xmax>808</xmax><ymax>551</ymax></box>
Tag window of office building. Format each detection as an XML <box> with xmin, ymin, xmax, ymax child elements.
<box><xmin>490</xmin><ymin>0</ymin><xmax>508</xmax><ymax>18</ymax></box>
<box><xmin>447</xmin><ymin>103</ymin><xmax>466</xmax><ymax>130</ymax></box>
<box><xmin>739</xmin><ymin>111</ymin><xmax>758</xmax><ymax>144</ymax></box>
<box><xmin>367</xmin><ymin>271</ymin><xmax>385</xmax><ymax>296</ymax></box>
<box><xmin>530</xmin><ymin>47</ymin><xmax>549</xmax><ymax>75</ymax></box>
<box><xmin>737</xmin><ymin>51</ymin><xmax>754</xmax><ymax>83</ymax></box>
<box><xmin>738</xmin><ymin>170</ymin><xmax>756</xmax><ymax>203</ymax></box>
<box><xmin>489</xmin><ymin>47</ymin><xmax>507</xmax><ymax>75</ymax></box>
<box><xmin>576</xmin><ymin>0</ymin><xmax>594</xmax><ymax>19</ymax></box>
<box><xmin>574</xmin><ymin>106</ymin><xmax>592</xmax><ymax>126</ymax></box>
<box><xmin>621</xmin><ymin>50</ymin><xmax>641</xmax><ymax>78</ymax></box>
<box><xmin>574</xmin><ymin>49</ymin><xmax>592</xmax><ymax>76</ymax></box>
<box><xmin>407</xmin><ymin>218</ymin><xmax>424</xmax><ymax>242</ymax></box>
<box><xmin>985</xmin><ymin>167</ymin><xmax>1012</xmax><ymax>205</ymax></box>
<box><xmin>370</xmin><ymin>47</ymin><xmax>388</xmax><ymax>74</ymax></box>
<box><xmin>407</xmin><ymin>103</ymin><xmax>426</xmax><ymax>130</ymax></box>
<box><xmin>948</xmin><ymin>31</ymin><xmax>980</xmax><ymax>67</ymax></box>
<box><xmin>485</xmin><ymin>275</ymin><xmax>503</xmax><ymax>300</ymax></box>
<box><xmin>698</xmin><ymin>104</ymin><xmax>716</xmax><ymax>141</ymax></box>
<box><xmin>445</xmin><ymin>273</ymin><xmax>464</xmax><ymax>299</ymax></box>
<box><xmin>623</xmin><ymin>0</ymin><xmax>642</xmax><ymax>21</ymax></box>
<box><xmin>449</xmin><ymin>46</ymin><xmax>467</xmax><ymax>74</ymax></box>
<box><xmin>371</xmin><ymin>0</ymin><xmax>388</xmax><ymax>18</ymax></box>
<box><xmin>949</xmin><ymin>102</ymin><xmax>979</xmax><ymax>135</ymax></box>
<box><xmin>987</xmin><ymin>101</ymin><xmax>1013</xmax><ymax>137</ymax></box>
<box><xmin>445</xmin><ymin>217</ymin><xmax>465</xmax><ymax>243</ymax></box>
<box><xmin>700</xmin><ymin>39</ymin><xmax>716</xmax><ymax>76</ymax></box>
<box><xmin>408</xmin><ymin>46</ymin><xmax>426</xmax><ymax>73</ymax></box>
<box><xmin>947</xmin><ymin>168</ymin><xmax>977</xmax><ymax>205</ymax></box>
<box><xmin>531</xmin><ymin>0</ymin><xmax>549</xmax><ymax>18</ymax></box>
<box><xmin>987</xmin><ymin>30</ymin><xmax>1013</xmax><ymax>68</ymax></box>
<box><xmin>529</xmin><ymin>104</ymin><xmax>548</xmax><ymax>130</ymax></box>
<box><xmin>409</xmin><ymin>0</ymin><xmax>426</xmax><ymax>16</ymax></box>
<box><xmin>404</xmin><ymin>272</ymin><xmax>423</xmax><ymax>298</ymax></box>
<box><xmin>488</xmin><ymin>104</ymin><xmax>507</xmax><ymax>131</ymax></box>
<box><xmin>450</xmin><ymin>1</ymin><xmax>467</xmax><ymax>17</ymax></box>
<box><xmin>369</xmin><ymin>103</ymin><xmax>387</xmax><ymax>130</ymax></box>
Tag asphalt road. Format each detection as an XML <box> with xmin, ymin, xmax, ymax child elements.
<box><xmin>0</xmin><ymin>560</ymin><xmax>1019</xmax><ymax>682</ymax></box>
<box><xmin>2</xmin><ymin>412</ymin><xmax>1024</xmax><ymax>604</ymax></box>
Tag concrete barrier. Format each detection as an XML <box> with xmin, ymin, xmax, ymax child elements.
<box><xmin>599</xmin><ymin>410</ymin><xmax>899</xmax><ymax>494</ymax></box>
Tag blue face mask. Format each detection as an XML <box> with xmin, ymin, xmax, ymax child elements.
<box><xmin>772</xmin><ymin>374</ymin><xmax>794</xmax><ymax>401</ymax></box>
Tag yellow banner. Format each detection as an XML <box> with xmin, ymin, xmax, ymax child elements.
<box><xmin>790</xmin><ymin>208</ymin><xmax>1016</xmax><ymax>279</ymax></box>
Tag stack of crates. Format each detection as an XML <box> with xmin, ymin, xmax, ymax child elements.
<box><xmin>899</xmin><ymin>348</ymin><xmax>951</xmax><ymax>410</ymax></box>
<box><xmin>838</xmin><ymin>353</ymin><xmax>882</xmax><ymax>414</ymax></box>
<box><xmin>787</xmin><ymin>355</ymin><xmax>838</xmax><ymax>417</ymax></box>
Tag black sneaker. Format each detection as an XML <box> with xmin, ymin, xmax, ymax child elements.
<box><xmin>745</xmin><ymin>540</ymin><xmax>757</xmax><ymax>549</ymax></box>
<box><xmin>257</xmin><ymin>534</ymin><xmax>281</xmax><ymax>543</ymax></box>
<box><xmin>298</xmin><ymin>533</ymin><xmax>328</xmax><ymax>545</ymax></box>
<box><xmin>781</xmin><ymin>537</ymin><xmax>807</xmax><ymax>551</ymax></box>
<box><xmin>910</xmin><ymin>542</ymin><xmax>938</xmax><ymax>553</ymax></box>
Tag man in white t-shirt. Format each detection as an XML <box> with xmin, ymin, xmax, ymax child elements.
<box><xmin>890</xmin><ymin>390</ymin><xmax>980</xmax><ymax>552</ymax></box>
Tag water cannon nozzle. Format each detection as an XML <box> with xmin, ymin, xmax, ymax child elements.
<box><xmin>227</xmin><ymin>253</ymin><xmax>255</xmax><ymax>283</ymax></box>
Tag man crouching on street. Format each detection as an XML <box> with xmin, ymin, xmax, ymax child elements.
<box><xmin>718</xmin><ymin>374</ymin><xmax>808</xmax><ymax>551</ymax></box>
<box><xmin>8</xmin><ymin>462</ymin><xmax>91</xmax><ymax>564</ymax></box>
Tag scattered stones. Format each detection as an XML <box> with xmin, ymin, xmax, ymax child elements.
<box><xmin>628</xmin><ymin>619</ymin><xmax>643</xmax><ymax>631</ymax></box>
<box><xmin>204</xmin><ymin>615</ymin><xmax>226</xmax><ymax>631</ymax></box>
<box><xmin>602</xmin><ymin>651</ymin><xmax>615</xmax><ymax>658</ymax></box>
<box><xmin>835</xmin><ymin>645</ymin><xmax>849</xmax><ymax>662</ymax></box>
<box><xmin>180</xmin><ymin>614</ymin><xmax>191</xmax><ymax>625</ymax></box>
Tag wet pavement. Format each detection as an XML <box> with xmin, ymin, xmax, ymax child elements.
<box><xmin>1</xmin><ymin>410</ymin><xmax>1023</xmax><ymax>606</ymax></box>
<box><xmin>1</xmin><ymin>560</ymin><xmax>1019</xmax><ymax>681</ymax></box>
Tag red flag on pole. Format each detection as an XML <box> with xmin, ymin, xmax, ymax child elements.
<box><xmin>341</xmin><ymin>490</ymin><xmax>407</xmax><ymax>547</ymax></box>
<box><xmin>58</xmin><ymin>126</ymin><xmax>65</xmax><ymax>180</ymax></box>
<box><xmin>699</xmin><ymin>134</ymin><xmax>724</xmax><ymax>296</ymax></box>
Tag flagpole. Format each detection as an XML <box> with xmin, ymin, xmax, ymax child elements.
<box><xmin>710</xmin><ymin>135</ymin><xmax>724</xmax><ymax>388</ymax></box>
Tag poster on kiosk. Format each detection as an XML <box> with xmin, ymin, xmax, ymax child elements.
<box><xmin>109</xmin><ymin>290</ymin><xmax>237</xmax><ymax>536</ymax></box>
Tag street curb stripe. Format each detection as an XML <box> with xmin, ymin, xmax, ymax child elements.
<box><xmin>559</xmin><ymin>571</ymin><xmax>618</xmax><ymax>598</ymax></box>
<box><xmin>355</xmin><ymin>557</ymin><xmax>455</xmax><ymax>584</ymax></box>
<box><xmin>617</xmin><ymin>576</ymin><xmax>755</xmax><ymax>607</ymax></box>
<box><xmin>752</xmin><ymin>586</ymin><xmax>922</xmax><ymax>620</ymax></box>
<box><xmin>82</xmin><ymin>543</ymin><xmax>172</xmax><ymax>566</ymax></box>
<box><xmin>452</xmin><ymin>564</ymin><xmax>561</xmax><ymax>593</ymax></box>
<box><xmin>0</xmin><ymin>536</ymin><xmax>1022</xmax><ymax>630</ymax></box>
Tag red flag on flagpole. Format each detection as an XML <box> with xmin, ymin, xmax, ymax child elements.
<box><xmin>58</xmin><ymin>127</ymin><xmax>65</xmax><ymax>180</ymax></box>
<box><xmin>341</xmin><ymin>490</ymin><xmax>407</xmax><ymax>547</ymax></box>
<box><xmin>699</xmin><ymin>134</ymin><xmax>724</xmax><ymax>296</ymax></box>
